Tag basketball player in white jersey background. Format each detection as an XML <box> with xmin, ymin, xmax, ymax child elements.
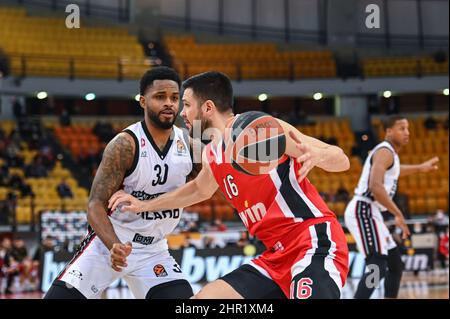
<box><xmin>344</xmin><ymin>115</ymin><xmax>439</xmax><ymax>299</ymax></box>
<box><xmin>44</xmin><ymin>67</ymin><xmax>196</xmax><ymax>299</ymax></box>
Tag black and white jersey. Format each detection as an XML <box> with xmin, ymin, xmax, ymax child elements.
<box><xmin>109</xmin><ymin>121</ymin><xmax>192</xmax><ymax>253</ymax></box>
<box><xmin>354</xmin><ymin>141</ymin><xmax>400</xmax><ymax>211</ymax></box>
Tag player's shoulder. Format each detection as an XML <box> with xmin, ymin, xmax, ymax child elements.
<box><xmin>372</xmin><ymin>141</ymin><xmax>396</xmax><ymax>157</ymax></box>
<box><xmin>122</xmin><ymin>120</ymin><xmax>142</xmax><ymax>133</ymax></box>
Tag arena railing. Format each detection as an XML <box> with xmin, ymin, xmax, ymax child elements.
<box><xmin>8</xmin><ymin>54</ymin><xmax>153</xmax><ymax>81</ymax></box>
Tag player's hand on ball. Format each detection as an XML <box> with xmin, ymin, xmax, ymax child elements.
<box><xmin>289</xmin><ymin>131</ymin><xmax>323</xmax><ymax>182</ymax></box>
<box><xmin>420</xmin><ymin>156</ymin><xmax>439</xmax><ymax>173</ymax></box>
<box><xmin>110</xmin><ymin>242</ymin><xmax>132</xmax><ymax>272</ymax></box>
<box><xmin>108</xmin><ymin>190</ymin><xmax>145</xmax><ymax>213</ymax></box>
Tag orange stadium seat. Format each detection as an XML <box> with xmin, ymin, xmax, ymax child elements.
<box><xmin>164</xmin><ymin>35</ymin><xmax>336</xmax><ymax>80</ymax></box>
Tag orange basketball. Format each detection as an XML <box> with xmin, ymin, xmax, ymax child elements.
<box><xmin>224</xmin><ymin>111</ymin><xmax>286</xmax><ymax>175</ymax></box>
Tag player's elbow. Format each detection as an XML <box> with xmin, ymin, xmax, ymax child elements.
<box><xmin>325</xmin><ymin>147</ymin><xmax>350</xmax><ymax>172</ymax></box>
<box><xmin>368</xmin><ymin>183</ymin><xmax>383</xmax><ymax>198</ymax></box>
<box><xmin>340</xmin><ymin>152</ymin><xmax>351</xmax><ymax>171</ymax></box>
<box><xmin>86</xmin><ymin>199</ymin><xmax>104</xmax><ymax>224</ymax></box>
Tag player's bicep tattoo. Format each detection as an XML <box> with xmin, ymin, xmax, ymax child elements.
<box><xmin>89</xmin><ymin>134</ymin><xmax>134</xmax><ymax>205</ymax></box>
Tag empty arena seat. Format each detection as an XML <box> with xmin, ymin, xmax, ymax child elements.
<box><xmin>0</xmin><ymin>6</ymin><xmax>150</xmax><ymax>79</ymax></box>
<box><xmin>164</xmin><ymin>35</ymin><xmax>336</xmax><ymax>80</ymax></box>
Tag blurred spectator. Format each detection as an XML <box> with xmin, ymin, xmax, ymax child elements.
<box><xmin>213</xmin><ymin>218</ymin><xmax>227</xmax><ymax>232</ymax></box>
<box><xmin>203</xmin><ymin>236</ymin><xmax>216</xmax><ymax>249</ymax></box>
<box><xmin>413</xmin><ymin>222</ymin><xmax>426</xmax><ymax>234</ymax></box>
<box><xmin>1</xmin><ymin>238</ymin><xmax>28</xmax><ymax>294</ymax></box>
<box><xmin>5</xmin><ymin>191</ymin><xmax>17</xmax><ymax>226</ymax></box>
<box><xmin>0</xmin><ymin>164</ymin><xmax>8</xmax><ymax>186</ymax></box>
<box><xmin>59</xmin><ymin>109</ymin><xmax>71</xmax><ymax>127</ymax></box>
<box><xmin>11</xmin><ymin>238</ymin><xmax>28</xmax><ymax>264</ymax></box>
<box><xmin>12</xmin><ymin>99</ymin><xmax>26</xmax><ymax>119</ymax></box>
<box><xmin>7</xmin><ymin>174</ymin><xmax>34</xmax><ymax>198</ymax></box>
<box><xmin>19</xmin><ymin>182</ymin><xmax>34</xmax><ymax>198</ymax></box>
<box><xmin>0</xmin><ymin>238</ymin><xmax>12</xmax><ymax>293</ymax></box>
<box><xmin>25</xmin><ymin>156</ymin><xmax>48</xmax><ymax>178</ymax></box>
<box><xmin>187</xmin><ymin>221</ymin><xmax>199</xmax><ymax>233</ymax></box>
<box><xmin>432</xmin><ymin>210</ymin><xmax>449</xmax><ymax>235</ymax></box>
<box><xmin>0</xmin><ymin>137</ymin><xmax>6</xmax><ymax>158</ymax></box>
<box><xmin>237</xmin><ymin>231</ymin><xmax>250</xmax><ymax>248</ymax></box>
<box><xmin>424</xmin><ymin>116</ymin><xmax>437</xmax><ymax>130</ymax></box>
<box><xmin>93</xmin><ymin>121</ymin><xmax>115</xmax><ymax>143</ymax></box>
<box><xmin>32</xmin><ymin>236</ymin><xmax>55</xmax><ymax>264</ymax></box>
<box><xmin>10</xmin><ymin>238</ymin><xmax>35</xmax><ymax>292</ymax></box>
<box><xmin>335</xmin><ymin>184</ymin><xmax>350</xmax><ymax>202</ymax></box>
<box><xmin>56</xmin><ymin>178</ymin><xmax>73</xmax><ymax>199</ymax></box>
<box><xmin>4</xmin><ymin>137</ymin><xmax>24</xmax><ymax>168</ymax></box>
<box><xmin>0</xmin><ymin>200</ymin><xmax>11</xmax><ymax>225</ymax></box>
<box><xmin>0</xmin><ymin>48</ymin><xmax>10</xmax><ymax>77</ymax></box>
<box><xmin>438</xmin><ymin>227</ymin><xmax>449</xmax><ymax>269</ymax></box>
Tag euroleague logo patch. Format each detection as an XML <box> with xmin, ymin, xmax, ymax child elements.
<box><xmin>176</xmin><ymin>139</ymin><xmax>188</xmax><ymax>156</ymax></box>
<box><xmin>153</xmin><ymin>264</ymin><xmax>168</xmax><ymax>277</ymax></box>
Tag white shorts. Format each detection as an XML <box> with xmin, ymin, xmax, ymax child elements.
<box><xmin>344</xmin><ymin>197</ymin><xmax>397</xmax><ymax>258</ymax></box>
<box><xmin>57</xmin><ymin>232</ymin><xmax>187</xmax><ymax>299</ymax></box>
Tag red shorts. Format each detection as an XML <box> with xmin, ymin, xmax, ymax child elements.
<box><xmin>250</xmin><ymin>217</ymin><xmax>349</xmax><ymax>299</ymax></box>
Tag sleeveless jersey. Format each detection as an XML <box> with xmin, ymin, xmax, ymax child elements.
<box><xmin>354</xmin><ymin>140</ymin><xmax>400</xmax><ymax>211</ymax></box>
<box><xmin>107</xmin><ymin>121</ymin><xmax>192</xmax><ymax>253</ymax></box>
<box><xmin>205</xmin><ymin>129</ymin><xmax>336</xmax><ymax>249</ymax></box>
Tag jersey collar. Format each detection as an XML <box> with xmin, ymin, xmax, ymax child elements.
<box><xmin>141</xmin><ymin>121</ymin><xmax>175</xmax><ymax>160</ymax></box>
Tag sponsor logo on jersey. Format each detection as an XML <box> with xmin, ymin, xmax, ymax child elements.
<box><xmin>141</xmin><ymin>151</ymin><xmax>147</xmax><ymax>157</ymax></box>
<box><xmin>132</xmin><ymin>233</ymin><xmax>155</xmax><ymax>245</ymax></box>
<box><xmin>68</xmin><ymin>269</ymin><xmax>83</xmax><ymax>280</ymax></box>
<box><xmin>141</xmin><ymin>138</ymin><xmax>146</xmax><ymax>147</ymax></box>
<box><xmin>153</xmin><ymin>264</ymin><xmax>168</xmax><ymax>277</ymax></box>
<box><xmin>176</xmin><ymin>139</ymin><xmax>188</xmax><ymax>156</ymax></box>
<box><xmin>238</xmin><ymin>202</ymin><xmax>267</xmax><ymax>227</ymax></box>
<box><xmin>129</xmin><ymin>191</ymin><xmax>181</xmax><ymax>220</ymax></box>
<box><xmin>130</xmin><ymin>191</ymin><xmax>164</xmax><ymax>201</ymax></box>
<box><xmin>139</xmin><ymin>209</ymin><xmax>180</xmax><ymax>220</ymax></box>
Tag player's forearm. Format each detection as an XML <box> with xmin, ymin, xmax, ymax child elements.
<box><xmin>400</xmin><ymin>164</ymin><xmax>423</xmax><ymax>177</ymax></box>
<box><xmin>142</xmin><ymin>179</ymin><xmax>212</xmax><ymax>212</ymax></box>
<box><xmin>315</xmin><ymin>145</ymin><xmax>350</xmax><ymax>172</ymax></box>
<box><xmin>87</xmin><ymin>201</ymin><xmax>121</xmax><ymax>250</ymax></box>
<box><xmin>370</xmin><ymin>184</ymin><xmax>403</xmax><ymax>218</ymax></box>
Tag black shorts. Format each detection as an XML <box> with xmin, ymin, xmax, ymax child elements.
<box><xmin>221</xmin><ymin>264</ymin><xmax>286</xmax><ymax>299</ymax></box>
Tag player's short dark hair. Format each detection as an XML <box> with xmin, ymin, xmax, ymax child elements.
<box><xmin>383</xmin><ymin>115</ymin><xmax>407</xmax><ymax>130</ymax></box>
<box><xmin>140</xmin><ymin>66</ymin><xmax>181</xmax><ymax>95</ymax></box>
<box><xmin>182</xmin><ymin>71</ymin><xmax>234</xmax><ymax>113</ymax></box>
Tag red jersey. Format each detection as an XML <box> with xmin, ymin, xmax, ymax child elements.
<box><xmin>439</xmin><ymin>233</ymin><xmax>449</xmax><ymax>258</ymax></box>
<box><xmin>206</xmin><ymin>139</ymin><xmax>337</xmax><ymax>249</ymax></box>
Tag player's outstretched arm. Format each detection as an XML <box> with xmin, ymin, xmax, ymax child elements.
<box><xmin>400</xmin><ymin>156</ymin><xmax>439</xmax><ymax>177</ymax></box>
<box><xmin>369</xmin><ymin>148</ymin><xmax>410</xmax><ymax>239</ymax></box>
<box><xmin>108</xmin><ymin>148</ymin><xmax>219</xmax><ymax>213</ymax></box>
<box><xmin>87</xmin><ymin>133</ymin><xmax>134</xmax><ymax>267</ymax></box>
<box><xmin>276</xmin><ymin>119</ymin><xmax>350</xmax><ymax>181</ymax></box>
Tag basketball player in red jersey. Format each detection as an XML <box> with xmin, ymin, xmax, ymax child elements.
<box><xmin>108</xmin><ymin>71</ymin><xmax>350</xmax><ymax>299</ymax></box>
